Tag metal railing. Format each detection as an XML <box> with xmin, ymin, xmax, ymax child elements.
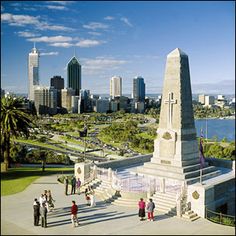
<box><xmin>86</xmin><ymin>165</ymin><xmax>182</xmax><ymax>195</ymax></box>
<box><xmin>206</xmin><ymin>208</ymin><xmax>235</xmax><ymax>227</ymax></box>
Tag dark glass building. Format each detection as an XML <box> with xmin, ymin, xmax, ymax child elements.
<box><xmin>50</xmin><ymin>75</ymin><xmax>64</xmax><ymax>90</ymax></box>
<box><xmin>50</xmin><ymin>75</ymin><xmax>64</xmax><ymax>108</ymax></box>
<box><xmin>133</xmin><ymin>76</ymin><xmax>145</xmax><ymax>102</ymax></box>
<box><xmin>67</xmin><ymin>56</ymin><xmax>81</xmax><ymax>96</ymax></box>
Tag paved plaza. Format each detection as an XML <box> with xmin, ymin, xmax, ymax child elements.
<box><xmin>1</xmin><ymin>174</ymin><xmax>235</xmax><ymax>235</ymax></box>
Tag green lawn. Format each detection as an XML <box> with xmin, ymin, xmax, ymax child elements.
<box><xmin>16</xmin><ymin>139</ymin><xmax>67</xmax><ymax>152</ymax></box>
<box><xmin>1</xmin><ymin>167</ymin><xmax>73</xmax><ymax>196</ymax></box>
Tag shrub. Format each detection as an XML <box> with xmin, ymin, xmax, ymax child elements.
<box><xmin>222</xmin><ymin>217</ymin><xmax>235</xmax><ymax>227</ymax></box>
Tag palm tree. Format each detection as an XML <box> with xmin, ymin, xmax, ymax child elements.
<box><xmin>1</xmin><ymin>96</ymin><xmax>35</xmax><ymax>170</ymax></box>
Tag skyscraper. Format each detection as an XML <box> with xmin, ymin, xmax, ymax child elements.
<box><xmin>67</xmin><ymin>56</ymin><xmax>81</xmax><ymax>96</ymax></box>
<box><xmin>110</xmin><ymin>76</ymin><xmax>122</xmax><ymax>98</ymax></box>
<box><xmin>34</xmin><ymin>86</ymin><xmax>57</xmax><ymax>115</ymax></box>
<box><xmin>132</xmin><ymin>76</ymin><xmax>145</xmax><ymax>102</ymax></box>
<box><xmin>50</xmin><ymin>75</ymin><xmax>64</xmax><ymax>107</ymax></box>
<box><xmin>50</xmin><ymin>75</ymin><xmax>64</xmax><ymax>90</ymax></box>
<box><xmin>28</xmin><ymin>43</ymin><xmax>40</xmax><ymax>101</ymax></box>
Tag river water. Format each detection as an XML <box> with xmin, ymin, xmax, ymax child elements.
<box><xmin>195</xmin><ymin>118</ymin><xmax>235</xmax><ymax>141</ymax></box>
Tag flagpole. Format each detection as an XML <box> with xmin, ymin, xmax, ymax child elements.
<box><xmin>200</xmin><ymin>168</ymin><xmax>202</xmax><ymax>185</ymax></box>
<box><xmin>83</xmin><ymin>136</ymin><xmax>86</xmax><ymax>160</ymax></box>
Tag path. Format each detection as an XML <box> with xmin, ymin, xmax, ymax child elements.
<box><xmin>1</xmin><ymin>174</ymin><xmax>235</xmax><ymax>235</ymax></box>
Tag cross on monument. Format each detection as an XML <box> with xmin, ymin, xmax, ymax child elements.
<box><xmin>164</xmin><ymin>92</ymin><xmax>177</xmax><ymax>127</ymax></box>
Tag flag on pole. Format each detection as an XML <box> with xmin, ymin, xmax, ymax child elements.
<box><xmin>199</xmin><ymin>129</ymin><xmax>205</xmax><ymax>168</ymax></box>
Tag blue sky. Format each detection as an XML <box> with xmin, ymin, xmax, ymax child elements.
<box><xmin>1</xmin><ymin>1</ymin><xmax>235</xmax><ymax>95</ymax></box>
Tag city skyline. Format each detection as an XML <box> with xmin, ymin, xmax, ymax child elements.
<box><xmin>1</xmin><ymin>1</ymin><xmax>235</xmax><ymax>95</ymax></box>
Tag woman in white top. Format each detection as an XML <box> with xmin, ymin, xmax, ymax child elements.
<box><xmin>89</xmin><ymin>186</ymin><xmax>96</xmax><ymax>207</ymax></box>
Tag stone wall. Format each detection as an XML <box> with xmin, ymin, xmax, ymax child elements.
<box><xmin>206</xmin><ymin>157</ymin><xmax>234</xmax><ymax>170</ymax></box>
<box><xmin>96</xmin><ymin>154</ymin><xmax>152</xmax><ymax>170</ymax></box>
<box><xmin>187</xmin><ymin>176</ymin><xmax>235</xmax><ymax>218</ymax></box>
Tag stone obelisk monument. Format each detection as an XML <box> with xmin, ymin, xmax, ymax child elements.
<box><xmin>137</xmin><ymin>48</ymin><xmax>201</xmax><ymax>181</ymax></box>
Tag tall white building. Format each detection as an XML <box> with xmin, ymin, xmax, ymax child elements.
<box><xmin>198</xmin><ymin>94</ymin><xmax>205</xmax><ymax>105</ymax></box>
<box><xmin>28</xmin><ymin>44</ymin><xmax>40</xmax><ymax>101</ymax></box>
<box><xmin>110</xmin><ymin>76</ymin><xmax>122</xmax><ymax>98</ymax></box>
<box><xmin>204</xmin><ymin>95</ymin><xmax>215</xmax><ymax>107</ymax></box>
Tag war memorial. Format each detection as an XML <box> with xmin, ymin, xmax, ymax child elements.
<box><xmin>1</xmin><ymin>48</ymin><xmax>235</xmax><ymax>235</ymax></box>
<box><xmin>76</xmin><ymin>48</ymin><xmax>235</xmax><ymax>220</ymax></box>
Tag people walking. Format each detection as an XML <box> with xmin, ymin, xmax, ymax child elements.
<box><xmin>71</xmin><ymin>176</ymin><xmax>76</xmax><ymax>195</ymax></box>
<box><xmin>64</xmin><ymin>176</ymin><xmax>69</xmax><ymax>195</ymax></box>
<box><xmin>146</xmin><ymin>198</ymin><xmax>155</xmax><ymax>221</ymax></box>
<box><xmin>40</xmin><ymin>202</ymin><xmax>48</xmax><ymax>228</ymax></box>
<box><xmin>76</xmin><ymin>178</ymin><xmax>81</xmax><ymax>195</ymax></box>
<box><xmin>33</xmin><ymin>198</ymin><xmax>40</xmax><ymax>226</ymax></box>
<box><xmin>138</xmin><ymin>198</ymin><xmax>146</xmax><ymax>221</ymax></box>
<box><xmin>47</xmin><ymin>190</ymin><xmax>55</xmax><ymax>210</ymax></box>
<box><xmin>85</xmin><ymin>188</ymin><xmax>90</xmax><ymax>206</ymax></box>
<box><xmin>89</xmin><ymin>186</ymin><xmax>96</xmax><ymax>207</ymax></box>
<box><xmin>71</xmin><ymin>200</ymin><xmax>80</xmax><ymax>227</ymax></box>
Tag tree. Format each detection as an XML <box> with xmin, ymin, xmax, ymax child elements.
<box><xmin>1</xmin><ymin>96</ymin><xmax>35</xmax><ymax>170</ymax></box>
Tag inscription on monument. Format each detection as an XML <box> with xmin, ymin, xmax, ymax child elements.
<box><xmin>161</xmin><ymin>160</ymin><xmax>171</xmax><ymax>164</ymax></box>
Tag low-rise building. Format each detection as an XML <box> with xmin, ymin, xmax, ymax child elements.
<box><xmin>94</xmin><ymin>98</ymin><xmax>109</xmax><ymax>113</ymax></box>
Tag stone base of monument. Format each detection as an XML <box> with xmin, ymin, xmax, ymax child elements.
<box><xmin>136</xmin><ymin>158</ymin><xmax>222</xmax><ymax>185</ymax></box>
<box><xmin>187</xmin><ymin>173</ymin><xmax>235</xmax><ymax>218</ymax></box>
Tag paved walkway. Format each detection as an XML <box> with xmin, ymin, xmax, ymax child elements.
<box><xmin>1</xmin><ymin>174</ymin><xmax>235</xmax><ymax>235</ymax></box>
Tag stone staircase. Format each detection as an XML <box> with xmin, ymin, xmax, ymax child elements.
<box><xmin>181</xmin><ymin>210</ymin><xmax>200</xmax><ymax>221</ymax></box>
<box><xmin>81</xmin><ymin>178</ymin><xmax>201</xmax><ymax>222</ymax></box>
<box><xmin>93</xmin><ymin>179</ymin><xmax>119</xmax><ymax>203</ymax></box>
<box><xmin>136</xmin><ymin>161</ymin><xmax>221</xmax><ymax>185</ymax></box>
<box><xmin>80</xmin><ymin>178</ymin><xmax>102</xmax><ymax>192</ymax></box>
<box><xmin>112</xmin><ymin>198</ymin><xmax>138</xmax><ymax>208</ymax></box>
<box><xmin>151</xmin><ymin>191</ymin><xmax>177</xmax><ymax>216</ymax></box>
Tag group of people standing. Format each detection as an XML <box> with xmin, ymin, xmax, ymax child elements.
<box><xmin>64</xmin><ymin>176</ymin><xmax>81</xmax><ymax>195</ymax></box>
<box><xmin>33</xmin><ymin>176</ymin><xmax>156</xmax><ymax>229</ymax></box>
<box><xmin>33</xmin><ymin>190</ymin><xmax>55</xmax><ymax>228</ymax></box>
<box><xmin>138</xmin><ymin>198</ymin><xmax>155</xmax><ymax>221</ymax></box>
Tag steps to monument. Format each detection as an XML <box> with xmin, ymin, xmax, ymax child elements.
<box><xmin>151</xmin><ymin>158</ymin><xmax>201</xmax><ymax>167</ymax></box>
<box><xmin>112</xmin><ymin>198</ymin><xmax>138</xmax><ymax>208</ymax></box>
<box><xmin>92</xmin><ymin>180</ymin><xmax>119</xmax><ymax>203</ymax></box>
<box><xmin>81</xmin><ymin>179</ymin><xmax>102</xmax><ymax>192</ymax></box>
<box><xmin>182</xmin><ymin>210</ymin><xmax>200</xmax><ymax>221</ymax></box>
<box><xmin>136</xmin><ymin>163</ymin><xmax>221</xmax><ymax>185</ymax></box>
<box><xmin>151</xmin><ymin>192</ymin><xmax>177</xmax><ymax>216</ymax></box>
<box><xmin>142</xmin><ymin>162</ymin><xmax>201</xmax><ymax>174</ymax></box>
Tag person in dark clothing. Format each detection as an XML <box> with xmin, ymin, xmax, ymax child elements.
<box><xmin>40</xmin><ymin>202</ymin><xmax>48</xmax><ymax>228</ymax></box>
<box><xmin>71</xmin><ymin>176</ymin><xmax>76</xmax><ymax>195</ymax></box>
<box><xmin>33</xmin><ymin>198</ymin><xmax>40</xmax><ymax>226</ymax></box>
<box><xmin>64</xmin><ymin>176</ymin><xmax>69</xmax><ymax>195</ymax></box>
